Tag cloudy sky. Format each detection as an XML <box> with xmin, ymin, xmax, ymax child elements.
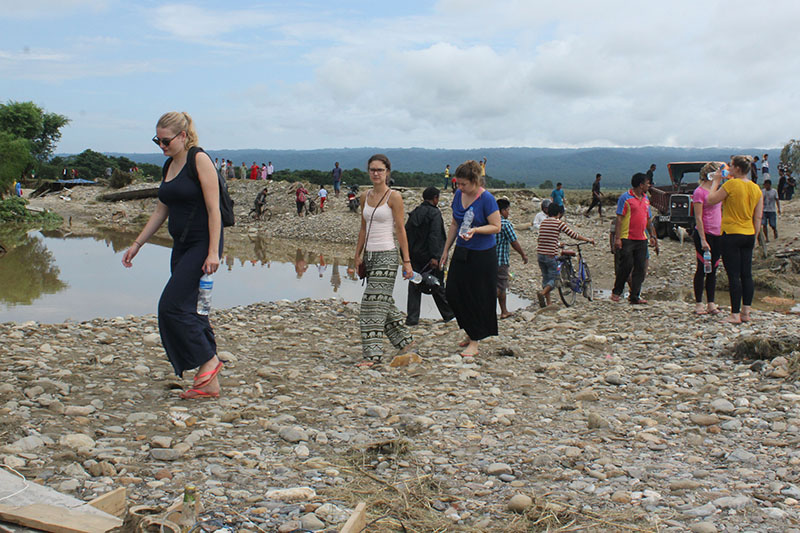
<box><xmin>1</xmin><ymin>0</ymin><xmax>798</xmax><ymax>154</ymax></box>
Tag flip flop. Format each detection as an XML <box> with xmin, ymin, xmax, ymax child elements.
<box><xmin>192</xmin><ymin>361</ymin><xmax>223</xmax><ymax>389</ymax></box>
<box><xmin>694</xmin><ymin>310</ymin><xmax>708</xmax><ymax>315</ymax></box>
<box><xmin>707</xmin><ymin>307</ymin><xmax>721</xmax><ymax>315</ymax></box>
<box><xmin>460</xmin><ymin>352</ymin><xmax>477</xmax><ymax>358</ymax></box>
<box><xmin>180</xmin><ymin>388</ymin><xmax>219</xmax><ymax>400</ymax></box>
<box><xmin>356</xmin><ymin>360</ymin><xmax>378</xmax><ymax>368</ymax></box>
<box><xmin>610</xmin><ymin>294</ymin><xmax>620</xmax><ymax>302</ymax></box>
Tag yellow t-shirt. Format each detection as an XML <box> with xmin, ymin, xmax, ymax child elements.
<box><xmin>721</xmin><ymin>179</ymin><xmax>762</xmax><ymax>235</ymax></box>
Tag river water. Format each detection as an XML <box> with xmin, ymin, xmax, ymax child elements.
<box><xmin>0</xmin><ymin>228</ymin><xmax>530</xmax><ymax>324</ymax></box>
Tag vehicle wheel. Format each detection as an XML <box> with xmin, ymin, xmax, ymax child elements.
<box><xmin>667</xmin><ymin>224</ymin><xmax>680</xmax><ymax>241</ymax></box>
<box><xmin>249</xmin><ymin>209</ymin><xmax>259</xmax><ymax>221</ymax></box>
<box><xmin>654</xmin><ymin>219</ymin><xmax>668</xmax><ymax>239</ymax></box>
<box><xmin>558</xmin><ymin>260</ymin><xmax>577</xmax><ymax>307</ymax></box>
<box><xmin>262</xmin><ymin>208</ymin><xmax>272</xmax><ymax>221</ymax></box>
<box><xmin>582</xmin><ymin>262</ymin><xmax>593</xmax><ymax>301</ymax></box>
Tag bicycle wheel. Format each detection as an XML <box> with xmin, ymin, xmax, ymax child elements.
<box><xmin>262</xmin><ymin>208</ymin><xmax>272</xmax><ymax>221</ymax></box>
<box><xmin>582</xmin><ymin>261</ymin><xmax>593</xmax><ymax>301</ymax></box>
<box><xmin>558</xmin><ymin>259</ymin><xmax>577</xmax><ymax>307</ymax></box>
<box><xmin>249</xmin><ymin>208</ymin><xmax>259</xmax><ymax>221</ymax></box>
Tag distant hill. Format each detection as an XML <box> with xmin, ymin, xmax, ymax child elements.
<box><xmin>104</xmin><ymin>146</ymin><xmax>778</xmax><ymax>188</ymax></box>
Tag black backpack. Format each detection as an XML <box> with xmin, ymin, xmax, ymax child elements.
<box><xmin>162</xmin><ymin>147</ymin><xmax>235</xmax><ymax>237</ymax></box>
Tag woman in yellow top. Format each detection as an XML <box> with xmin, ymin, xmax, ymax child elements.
<box><xmin>706</xmin><ymin>155</ymin><xmax>763</xmax><ymax>324</ymax></box>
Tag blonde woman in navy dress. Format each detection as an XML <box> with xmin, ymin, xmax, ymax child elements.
<box><xmin>122</xmin><ymin>112</ymin><xmax>224</xmax><ymax>399</ymax></box>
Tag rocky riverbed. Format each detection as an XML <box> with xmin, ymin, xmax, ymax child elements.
<box><xmin>2</xmin><ymin>180</ymin><xmax>799</xmax><ymax>532</ymax></box>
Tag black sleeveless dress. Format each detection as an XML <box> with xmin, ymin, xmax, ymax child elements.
<box><xmin>157</xmin><ymin>164</ymin><xmax>224</xmax><ymax>377</ymax></box>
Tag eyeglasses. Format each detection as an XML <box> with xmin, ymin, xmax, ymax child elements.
<box><xmin>369</xmin><ymin>167</ymin><xmax>388</xmax><ymax>174</ymax></box>
<box><xmin>152</xmin><ymin>132</ymin><xmax>182</xmax><ymax>147</ymax></box>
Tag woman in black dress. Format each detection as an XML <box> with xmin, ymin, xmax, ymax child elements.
<box><xmin>122</xmin><ymin>111</ymin><xmax>224</xmax><ymax>399</ymax></box>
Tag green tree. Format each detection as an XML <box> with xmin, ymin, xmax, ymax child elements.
<box><xmin>780</xmin><ymin>139</ymin><xmax>800</xmax><ymax>174</ymax></box>
<box><xmin>0</xmin><ymin>100</ymin><xmax>69</xmax><ymax>161</ymax></box>
<box><xmin>0</xmin><ymin>131</ymin><xmax>34</xmax><ymax>196</ymax></box>
<box><xmin>539</xmin><ymin>179</ymin><xmax>554</xmax><ymax>189</ymax></box>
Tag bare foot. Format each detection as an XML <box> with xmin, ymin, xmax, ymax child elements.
<box><xmin>460</xmin><ymin>340</ymin><xmax>479</xmax><ymax>357</ymax></box>
<box><xmin>500</xmin><ymin>312</ymin><xmax>513</xmax><ymax>319</ymax></box>
<box><xmin>694</xmin><ymin>303</ymin><xmax>707</xmax><ymax>315</ymax></box>
<box><xmin>724</xmin><ymin>314</ymin><xmax>742</xmax><ymax>324</ymax></box>
<box><xmin>707</xmin><ymin>304</ymin><xmax>720</xmax><ymax>315</ymax></box>
<box><xmin>458</xmin><ymin>338</ymin><xmax>471</xmax><ymax>348</ymax></box>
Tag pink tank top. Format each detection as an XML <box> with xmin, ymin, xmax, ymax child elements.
<box><xmin>363</xmin><ymin>194</ymin><xmax>395</xmax><ymax>252</ymax></box>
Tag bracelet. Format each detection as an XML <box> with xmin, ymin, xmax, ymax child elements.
<box><xmin>403</xmin><ymin>259</ymin><xmax>411</xmax><ymax>263</ymax></box>
<box><xmin>133</xmin><ymin>241</ymin><xmax>143</xmax><ymax>248</ymax></box>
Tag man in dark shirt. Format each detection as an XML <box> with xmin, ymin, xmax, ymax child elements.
<box><xmin>404</xmin><ymin>187</ymin><xmax>455</xmax><ymax>326</ymax></box>
<box><xmin>332</xmin><ymin>162</ymin><xmax>343</xmax><ymax>197</ymax></box>
<box><xmin>646</xmin><ymin>164</ymin><xmax>656</xmax><ymax>186</ymax></box>
<box><xmin>585</xmin><ymin>173</ymin><xmax>604</xmax><ymax>217</ymax></box>
<box><xmin>750</xmin><ymin>156</ymin><xmax>759</xmax><ymax>185</ymax></box>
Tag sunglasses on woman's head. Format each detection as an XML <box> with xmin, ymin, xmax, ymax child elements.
<box><xmin>152</xmin><ymin>132</ymin><xmax>182</xmax><ymax>147</ymax></box>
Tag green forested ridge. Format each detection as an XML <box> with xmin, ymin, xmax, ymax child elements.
<box><xmin>108</xmin><ymin>145</ymin><xmax>786</xmax><ymax>188</ymax></box>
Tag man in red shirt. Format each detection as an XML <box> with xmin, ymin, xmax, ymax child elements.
<box><xmin>611</xmin><ymin>173</ymin><xmax>658</xmax><ymax>304</ymax></box>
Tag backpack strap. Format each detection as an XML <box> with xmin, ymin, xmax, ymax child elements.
<box><xmin>179</xmin><ymin>146</ymin><xmax>204</xmax><ymax>243</ymax></box>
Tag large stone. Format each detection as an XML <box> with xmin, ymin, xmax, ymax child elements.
<box><xmin>59</xmin><ymin>434</ymin><xmax>95</xmax><ymax>450</ymax></box>
<box><xmin>487</xmin><ymin>463</ymin><xmax>513</xmax><ymax>476</ymax></box>
<box><xmin>7</xmin><ymin>435</ymin><xmax>45</xmax><ymax>452</ymax></box>
<box><xmin>507</xmin><ymin>494</ymin><xmax>532</xmax><ymax>513</ymax></box>
<box><xmin>279</xmin><ymin>426</ymin><xmax>309</xmax><ymax>443</ymax></box>
<box><xmin>710</xmin><ymin>398</ymin><xmax>735</xmax><ymax>414</ymax></box>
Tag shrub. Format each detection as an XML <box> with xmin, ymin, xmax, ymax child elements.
<box><xmin>0</xmin><ymin>197</ymin><xmax>62</xmax><ymax>223</ymax></box>
<box><xmin>109</xmin><ymin>168</ymin><xmax>134</xmax><ymax>189</ymax></box>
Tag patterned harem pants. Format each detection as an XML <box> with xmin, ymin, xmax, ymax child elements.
<box><xmin>360</xmin><ymin>249</ymin><xmax>412</xmax><ymax>360</ymax></box>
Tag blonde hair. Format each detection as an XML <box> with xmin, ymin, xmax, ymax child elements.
<box><xmin>156</xmin><ymin>111</ymin><xmax>199</xmax><ymax>149</ymax></box>
<box><xmin>455</xmin><ymin>160</ymin><xmax>483</xmax><ymax>185</ymax></box>
<box><xmin>699</xmin><ymin>161</ymin><xmax>721</xmax><ymax>181</ymax></box>
<box><xmin>730</xmin><ymin>155</ymin><xmax>753</xmax><ymax>176</ymax></box>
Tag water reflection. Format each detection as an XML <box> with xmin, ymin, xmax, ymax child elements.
<box><xmin>0</xmin><ymin>227</ymin><xmax>65</xmax><ymax>306</ymax></box>
<box><xmin>0</xmin><ymin>227</ymin><xmax>530</xmax><ymax>323</ymax></box>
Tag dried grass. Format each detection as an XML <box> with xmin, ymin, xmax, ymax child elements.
<box><xmin>319</xmin><ymin>438</ymin><xmax>659</xmax><ymax>532</ymax></box>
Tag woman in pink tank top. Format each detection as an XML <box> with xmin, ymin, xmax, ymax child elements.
<box><xmin>353</xmin><ymin>154</ymin><xmax>415</xmax><ymax>366</ymax></box>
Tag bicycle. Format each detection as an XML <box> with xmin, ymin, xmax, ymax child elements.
<box><xmin>249</xmin><ymin>202</ymin><xmax>273</xmax><ymax>221</ymax></box>
<box><xmin>556</xmin><ymin>242</ymin><xmax>593</xmax><ymax>307</ymax></box>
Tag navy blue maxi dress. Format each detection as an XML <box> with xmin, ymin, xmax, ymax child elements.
<box><xmin>157</xmin><ymin>164</ymin><xmax>224</xmax><ymax>377</ymax></box>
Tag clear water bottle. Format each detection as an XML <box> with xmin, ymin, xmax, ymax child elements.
<box><xmin>178</xmin><ymin>485</ymin><xmax>198</xmax><ymax>532</ymax></box>
<box><xmin>703</xmin><ymin>250</ymin><xmax>712</xmax><ymax>273</ymax></box>
<box><xmin>409</xmin><ymin>271</ymin><xmax>423</xmax><ymax>284</ymax></box>
<box><xmin>197</xmin><ymin>274</ymin><xmax>213</xmax><ymax>315</ymax></box>
<box><xmin>459</xmin><ymin>207</ymin><xmax>474</xmax><ymax>238</ymax></box>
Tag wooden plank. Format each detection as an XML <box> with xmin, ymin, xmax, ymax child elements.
<box><xmin>339</xmin><ymin>502</ymin><xmax>367</xmax><ymax>533</ymax></box>
<box><xmin>87</xmin><ymin>487</ymin><xmax>126</xmax><ymax>518</ymax></box>
<box><xmin>0</xmin><ymin>504</ymin><xmax>122</xmax><ymax>533</ymax></box>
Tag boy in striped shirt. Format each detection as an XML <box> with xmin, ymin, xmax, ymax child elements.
<box><xmin>536</xmin><ymin>203</ymin><xmax>594</xmax><ymax>307</ymax></box>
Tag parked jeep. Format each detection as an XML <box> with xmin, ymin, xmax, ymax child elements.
<box><xmin>650</xmin><ymin>161</ymin><xmax>710</xmax><ymax>239</ymax></box>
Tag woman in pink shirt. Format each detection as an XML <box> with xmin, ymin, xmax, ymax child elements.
<box><xmin>691</xmin><ymin>162</ymin><xmax>723</xmax><ymax>315</ymax></box>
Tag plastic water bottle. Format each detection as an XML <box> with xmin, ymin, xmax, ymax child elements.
<box><xmin>197</xmin><ymin>274</ymin><xmax>213</xmax><ymax>315</ymax></box>
<box><xmin>703</xmin><ymin>250</ymin><xmax>712</xmax><ymax>273</ymax></box>
<box><xmin>178</xmin><ymin>485</ymin><xmax>198</xmax><ymax>532</ymax></box>
<box><xmin>409</xmin><ymin>271</ymin><xmax>424</xmax><ymax>284</ymax></box>
<box><xmin>459</xmin><ymin>207</ymin><xmax>474</xmax><ymax>238</ymax></box>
